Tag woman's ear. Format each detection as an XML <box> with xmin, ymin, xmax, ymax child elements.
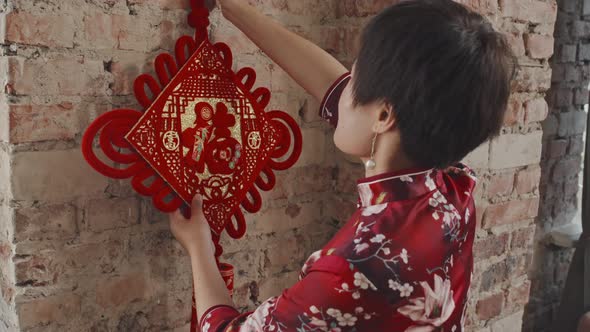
<box><xmin>373</xmin><ymin>101</ymin><xmax>396</xmax><ymax>133</ymax></box>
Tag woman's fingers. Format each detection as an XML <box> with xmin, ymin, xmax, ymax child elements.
<box><xmin>191</xmin><ymin>194</ymin><xmax>202</xmax><ymax>209</ymax></box>
<box><xmin>191</xmin><ymin>194</ymin><xmax>205</xmax><ymax>220</ymax></box>
<box><xmin>168</xmin><ymin>209</ymin><xmax>185</xmax><ymax>222</ymax></box>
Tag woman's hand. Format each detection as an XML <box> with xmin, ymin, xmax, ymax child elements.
<box><xmin>169</xmin><ymin>194</ymin><xmax>215</xmax><ymax>258</ymax></box>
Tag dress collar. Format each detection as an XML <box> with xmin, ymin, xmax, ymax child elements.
<box><xmin>356</xmin><ymin>166</ymin><xmax>445</xmax><ymax>208</ymax></box>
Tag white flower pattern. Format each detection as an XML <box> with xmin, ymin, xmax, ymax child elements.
<box><xmin>353</xmin><ymin>272</ymin><xmax>377</xmax><ymax>291</ymax></box>
<box><xmin>389</xmin><ymin>279</ymin><xmax>401</xmax><ymax>290</ymax></box>
<box><xmin>370</xmin><ymin>234</ymin><xmax>386</xmax><ymax>243</ymax></box>
<box><xmin>361</xmin><ymin>203</ymin><xmax>388</xmax><ymax>216</ymax></box>
<box><xmin>425</xmin><ymin>173</ymin><xmax>436</xmax><ymax>191</ymax></box>
<box><xmin>399</xmin><ymin>283</ymin><xmax>414</xmax><ymax>297</ymax></box>
<box><xmin>337</xmin><ymin>313</ymin><xmax>357</xmax><ymax>326</ymax></box>
<box><xmin>398</xmin><ymin>274</ymin><xmax>455</xmax><ymax>330</ymax></box>
<box><xmin>300</xmin><ymin>250</ymin><xmax>323</xmax><ymax>279</ymax></box>
<box><xmin>429</xmin><ymin>189</ymin><xmax>464</xmax><ymax>242</ymax></box>
<box><xmin>354</xmin><ymin>242</ymin><xmax>370</xmax><ymax>254</ymax></box>
<box><xmin>401</xmin><ymin>248</ymin><xmax>409</xmax><ymax>264</ymax></box>
<box><xmin>304</xmin><ymin>305</ymin><xmax>375</xmax><ymax>332</ymax></box>
<box><xmin>388</xmin><ymin>279</ymin><xmax>414</xmax><ymax>298</ymax></box>
<box><xmin>335</xmin><ymin>271</ymin><xmax>377</xmax><ymax>301</ymax></box>
<box><xmin>357</xmin><ymin>183</ymin><xmax>374</xmax><ymax>207</ymax></box>
<box><xmin>400</xmin><ymin>175</ymin><xmax>414</xmax><ymax>183</ymax></box>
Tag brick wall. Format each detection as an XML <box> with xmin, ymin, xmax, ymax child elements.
<box><xmin>0</xmin><ymin>0</ymin><xmax>558</xmax><ymax>331</ymax></box>
<box><xmin>522</xmin><ymin>0</ymin><xmax>588</xmax><ymax>330</ymax></box>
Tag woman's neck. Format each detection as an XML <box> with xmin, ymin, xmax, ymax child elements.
<box><xmin>361</xmin><ymin>139</ymin><xmax>417</xmax><ymax>178</ymax></box>
<box><xmin>363</xmin><ymin>158</ymin><xmax>417</xmax><ymax>178</ymax></box>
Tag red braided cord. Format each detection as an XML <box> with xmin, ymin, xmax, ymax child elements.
<box><xmin>188</xmin><ymin>0</ymin><xmax>210</xmax><ymax>43</ymax></box>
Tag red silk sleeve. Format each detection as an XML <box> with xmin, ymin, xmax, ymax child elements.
<box><xmin>318</xmin><ymin>72</ymin><xmax>352</xmax><ymax>128</ymax></box>
<box><xmin>200</xmin><ymin>255</ymin><xmax>386</xmax><ymax>332</ymax></box>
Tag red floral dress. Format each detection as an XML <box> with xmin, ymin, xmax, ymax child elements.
<box><xmin>199</xmin><ymin>73</ymin><xmax>478</xmax><ymax>332</ymax></box>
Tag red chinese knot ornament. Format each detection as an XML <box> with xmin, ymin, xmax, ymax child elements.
<box><xmin>82</xmin><ymin>1</ymin><xmax>301</xmax><ymax>234</ymax></box>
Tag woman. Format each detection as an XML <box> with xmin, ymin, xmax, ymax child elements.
<box><xmin>169</xmin><ymin>0</ymin><xmax>516</xmax><ymax>331</ymax></box>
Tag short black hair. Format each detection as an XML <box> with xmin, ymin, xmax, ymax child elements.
<box><xmin>353</xmin><ymin>0</ymin><xmax>517</xmax><ymax>169</ymax></box>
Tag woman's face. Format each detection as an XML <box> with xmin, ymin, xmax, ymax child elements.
<box><xmin>333</xmin><ymin>63</ymin><xmax>380</xmax><ymax>159</ymax></box>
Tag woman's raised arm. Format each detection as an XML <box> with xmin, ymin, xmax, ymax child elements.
<box><xmin>218</xmin><ymin>0</ymin><xmax>349</xmax><ymax>102</ymax></box>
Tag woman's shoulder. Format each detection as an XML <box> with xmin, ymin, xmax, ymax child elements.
<box><xmin>440</xmin><ymin>162</ymin><xmax>479</xmax><ymax>198</ymax></box>
<box><xmin>442</xmin><ymin>162</ymin><xmax>478</xmax><ymax>182</ymax></box>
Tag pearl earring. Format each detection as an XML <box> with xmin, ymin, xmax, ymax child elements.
<box><xmin>365</xmin><ymin>133</ymin><xmax>378</xmax><ymax>170</ymax></box>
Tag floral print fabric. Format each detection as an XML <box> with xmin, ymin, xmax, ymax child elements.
<box><xmin>200</xmin><ymin>164</ymin><xmax>478</xmax><ymax>332</ymax></box>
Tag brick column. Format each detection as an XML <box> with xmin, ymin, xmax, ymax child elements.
<box><xmin>523</xmin><ymin>0</ymin><xmax>589</xmax><ymax>331</ymax></box>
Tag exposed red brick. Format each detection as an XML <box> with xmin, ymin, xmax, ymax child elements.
<box><xmin>480</xmin><ymin>261</ymin><xmax>508</xmax><ymax>291</ymax></box>
<box><xmin>474</xmin><ymin>232</ymin><xmax>510</xmax><ymax>260</ymax></box>
<box><xmin>510</xmin><ymin>225</ymin><xmax>536</xmax><ymax>250</ymax></box>
<box><xmin>499</xmin><ymin>0</ymin><xmax>558</xmax><ymax>24</ymax></box>
<box><xmin>524</xmin><ymin>98</ymin><xmax>549</xmax><ymax>124</ymax></box>
<box><xmin>14</xmin><ymin>204</ymin><xmax>77</xmax><ymax>242</ymax></box>
<box><xmin>9</xmin><ymin>103</ymin><xmax>79</xmax><ymax>144</ymax></box>
<box><xmin>159</xmin><ymin>0</ymin><xmax>190</xmax><ymax>9</ymax></box>
<box><xmin>7</xmin><ymin>56</ymin><xmax>106</xmax><ymax>96</ymax></box>
<box><xmin>18</xmin><ymin>293</ymin><xmax>81</xmax><ymax>329</ymax></box>
<box><xmin>476</xmin><ymin>292</ymin><xmax>504</xmax><ymax>320</ymax></box>
<box><xmin>506</xmin><ymin>280</ymin><xmax>531</xmax><ymax>312</ymax></box>
<box><xmin>524</xmin><ymin>34</ymin><xmax>555</xmax><ymax>59</ymax></box>
<box><xmin>487</xmin><ymin>171</ymin><xmax>515</xmax><ymax>197</ymax></box>
<box><xmin>506</xmin><ymin>254</ymin><xmax>530</xmax><ymax>278</ymax></box>
<box><xmin>482</xmin><ymin>198</ymin><xmax>540</xmax><ymax>229</ymax></box>
<box><xmin>505</xmin><ymin>33</ymin><xmax>526</xmax><ymax>57</ymax></box>
<box><xmin>6</xmin><ymin>11</ymin><xmax>74</xmax><ymax>48</ymax></box>
<box><xmin>83</xmin><ymin>12</ymin><xmax>118</xmax><ymax>50</ymax></box>
<box><xmin>489</xmin><ymin>132</ymin><xmax>543</xmax><ymax>169</ymax></box>
<box><xmin>504</xmin><ymin>95</ymin><xmax>524</xmax><ymax>126</ymax></box>
<box><xmin>96</xmin><ymin>272</ymin><xmax>148</xmax><ymax>308</ymax></box>
<box><xmin>458</xmin><ymin>0</ymin><xmax>499</xmax><ymax>15</ymax></box>
<box><xmin>515</xmin><ymin>166</ymin><xmax>541</xmax><ymax>195</ymax></box>
<box><xmin>514</xmin><ymin>67</ymin><xmax>552</xmax><ymax>92</ymax></box>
